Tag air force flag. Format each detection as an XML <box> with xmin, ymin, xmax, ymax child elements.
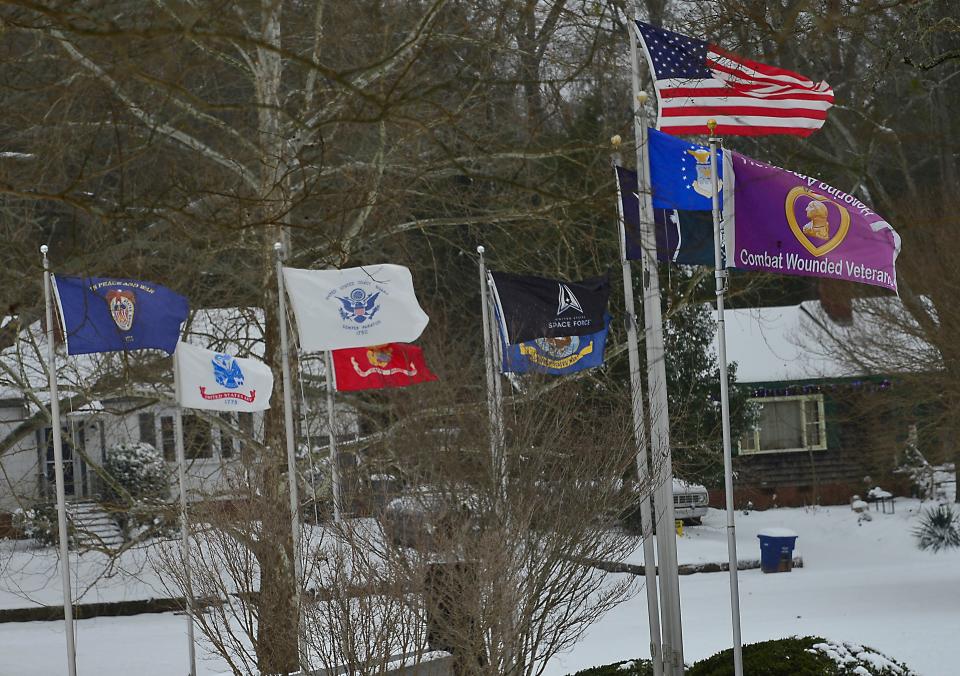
<box><xmin>649</xmin><ymin>127</ymin><xmax>723</xmax><ymax>211</ymax></box>
<box><xmin>282</xmin><ymin>264</ymin><xmax>429</xmax><ymax>352</ymax></box>
<box><xmin>52</xmin><ymin>275</ymin><xmax>189</xmax><ymax>356</ymax></box>
<box><xmin>175</xmin><ymin>342</ymin><xmax>273</xmax><ymax>412</ymax></box>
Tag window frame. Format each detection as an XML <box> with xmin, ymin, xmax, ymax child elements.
<box><xmin>738</xmin><ymin>393</ymin><xmax>827</xmax><ymax>455</ymax></box>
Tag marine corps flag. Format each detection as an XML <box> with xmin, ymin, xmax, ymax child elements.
<box><xmin>331</xmin><ymin>343</ymin><xmax>437</xmax><ymax>392</ymax></box>
<box><xmin>489</xmin><ymin>271</ymin><xmax>609</xmax><ymax>344</ymax></box>
<box><xmin>52</xmin><ymin>275</ymin><xmax>189</xmax><ymax>355</ymax></box>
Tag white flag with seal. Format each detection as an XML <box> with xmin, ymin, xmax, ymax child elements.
<box><xmin>175</xmin><ymin>342</ymin><xmax>274</xmax><ymax>412</ymax></box>
<box><xmin>282</xmin><ymin>264</ymin><xmax>429</xmax><ymax>351</ymax></box>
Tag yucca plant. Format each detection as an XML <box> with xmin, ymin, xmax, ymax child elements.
<box><xmin>913</xmin><ymin>503</ymin><xmax>960</xmax><ymax>552</ymax></box>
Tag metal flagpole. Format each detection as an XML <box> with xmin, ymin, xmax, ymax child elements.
<box><xmin>323</xmin><ymin>350</ymin><xmax>343</xmax><ymax>525</ymax></box>
<box><xmin>611</xmin><ymin>143</ymin><xmax>664</xmax><ymax>676</ymax></box>
<box><xmin>172</xmin><ymin>351</ymin><xmax>198</xmax><ymax>676</ymax></box>
<box><xmin>273</xmin><ymin>242</ymin><xmax>306</xmax><ymax>668</ymax></box>
<box><xmin>41</xmin><ymin>245</ymin><xmax>78</xmax><ymax>676</ymax></box>
<box><xmin>629</xmin><ymin>13</ymin><xmax>685</xmax><ymax>673</ymax></box>
<box><xmin>708</xmin><ymin>120</ymin><xmax>744</xmax><ymax>676</ymax></box>
<box><xmin>476</xmin><ymin>246</ymin><xmax>506</xmax><ymax>503</ymax></box>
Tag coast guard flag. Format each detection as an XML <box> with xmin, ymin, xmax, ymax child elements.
<box><xmin>635</xmin><ymin>21</ymin><xmax>834</xmax><ymax>137</ymax></box>
<box><xmin>331</xmin><ymin>343</ymin><xmax>437</xmax><ymax>392</ymax></box>
<box><xmin>52</xmin><ymin>275</ymin><xmax>188</xmax><ymax>356</ymax></box>
<box><xmin>175</xmin><ymin>342</ymin><xmax>273</xmax><ymax>412</ymax></box>
<box><xmin>615</xmin><ymin>165</ymin><xmax>715</xmax><ymax>265</ymax></box>
<box><xmin>722</xmin><ymin>149</ymin><xmax>900</xmax><ymax>292</ymax></box>
<box><xmin>489</xmin><ymin>271</ymin><xmax>609</xmax><ymax>344</ymax></box>
<box><xmin>282</xmin><ymin>264</ymin><xmax>429</xmax><ymax>352</ymax></box>
<box><xmin>499</xmin><ymin>314</ymin><xmax>610</xmax><ymax>375</ymax></box>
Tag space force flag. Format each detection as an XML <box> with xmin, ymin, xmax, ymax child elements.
<box><xmin>500</xmin><ymin>316</ymin><xmax>610</xmax><ymax>375</ymax></box>
<box><xmin>282</xmin><ymin>264</ymin><xmax>429</xmax><ymax>352</ymax></box>
<box><xmin>635</xmin><ymin>21</ymin><xmax>834</xmax><ymax>137</ymax></box>
<box><xmin>175</xmin><ymin>342</ymin><xmax>273</xmax><ymax>412</ymax></box>
<box><xmin>489</xmin><ymin>271</ymin><xmax>609</xmax><ymax>344</ymax></box>
<box><xmin>616</xmin><ymin>165</ymin><xmax>715</xmax><ymax>265</ymax></box>
<box><xmin>331</xmin><ymin>343</ymin><xmax>437</xmax><ymax>392</ymax></box>
<box><xmin>52</xmin><ymin>275</ymin><xmax>189</xmax><ymax>356</ymax></box>
<box><xmin>723</xmin><ymin>150</ymin><xmax>900</xmax><ymax>292</ymax></box>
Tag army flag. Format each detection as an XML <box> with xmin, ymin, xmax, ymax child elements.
<box><xmin>500</xmin><ymin>315</ymin><xmax>610</xmax><ymax>375</ymax></box>
<box><xmin>175</xmin><ymin>342</ymin><xmax>274</xmax><ymax>412</ymax></box>
<box><xmin>331</xmin><ymin>342</ymin><xmax>437</xmax><ymax>392</ymax></box>
<box><xmin>489</xmin><ymin>271</ymin><xmax>609</xmax><ymax>344</ymax></box>
<box><xmin>616</xmin><ymin>165</ymin><xmax>715</xmax><ymax>265</ymax></box>
<box><xmin>722</xmin><ymin>149</ymin><xmax>900</xmax><ymax>292</ymax></box>
<box><xmin>282</xmin><ymin>264</ymin><xmax>429</xmax><ymax>352</ymax></box>
<box><xmin>52</xmin><ymin>275</ymin><xmax>189</xmax><ymax>356</ymax></box>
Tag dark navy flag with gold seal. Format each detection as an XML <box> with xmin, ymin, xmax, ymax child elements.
<box><xmin>499</xmin><ymin>314</ymin><xmax>610</xmax><ymax>375</ymax></box>
<box><xmin>488</xmin><ymin>271</ymin><xmax>609</xmax><ymax>344</ymax></box>
<box><xmin>52</xmin><ymin>275</ymin><xmax>189</xmax><ymax>355</ymax></box>
<box><xmin>616</xmin><ymin>165</ymin><xmax>715</xmax><ymax>265</ymax></box>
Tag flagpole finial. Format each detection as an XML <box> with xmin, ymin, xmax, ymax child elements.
<box><xmin>637</xmin><ymin>91</ymin><xmax>648</xmax><ymax>105</ymax></box>
<box><xmin>610</xmin><ymin>135</ymin><xmax>622</xmax><ymax>148</ymax></box>
<box><xmin>707</xmin><ymin>119</ymin><xmax>718</xmax><ymax>136</ymax></box>
<box><xmin>273</xmin><ymin>241</ymin><xmax>282</xmax><ymax>252</ymax></box>
<box><xmin>476</xmin><ymin>245</ymin><xmax>485</xmax><ymax>255</ymax></box>
<box><xmin>40</xmin><ymin>244</ymin><xmax>48</xmax><ymax>255</ymax></box>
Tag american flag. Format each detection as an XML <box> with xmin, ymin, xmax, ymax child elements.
<box><xmin>635</xmin><ymin>21</ymin><xmax>834</xmax><ymax>137</ymax></box>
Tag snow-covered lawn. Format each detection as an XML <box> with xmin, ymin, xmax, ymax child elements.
<box><xmin>0</xmin><ymin>499</ymin><xmax>957</xmax><ymax>675</ymax></box>
<box><xmin>545</xmin><ymin>499</ymin><xmax>960</xmax><ymax>676</ymax></box>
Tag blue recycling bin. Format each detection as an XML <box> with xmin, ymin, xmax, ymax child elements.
<box><xmin>757</xmin><ymin>528</ymin><xmax>798</xmax><ymax>573</ymax></box>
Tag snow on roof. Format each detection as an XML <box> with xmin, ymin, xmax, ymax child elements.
<box><xmin>719</xmin><ymin>302</ymin><xmax>852</xmax><ymax>383</ymax></box>
<box><xmin>718</xmin><ymin>298</ymin><xmax>937</xmax><ymax>384</ymax></box>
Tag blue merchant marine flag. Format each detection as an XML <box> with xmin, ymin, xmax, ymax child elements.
<box><xmin>499</xmin><ymin>313</ymin><xmax>610</xmax><ymax>375</ymax></box>
<box><xmin>52</xmin><ymin>275</ymin><xmax>189</xmax><ymax>355</ymax></box>
<box><xmin>616</xmin><ymin>165</ymin><xmax>715</xmax><ymax>265</ymax></box>
<box><xmin>649</xmin><ymin>127</ymin><xmax>723</xmax><ymax>211</ymax></box>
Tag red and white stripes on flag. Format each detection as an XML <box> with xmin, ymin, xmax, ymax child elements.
<box><xmin>635</xmin><ymin>21</ymin><xmax>834</xmax><ymax>138</ymax></box>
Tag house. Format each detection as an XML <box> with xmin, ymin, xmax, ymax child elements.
<box><xmin>0</xmin><ymin>312</ymin><xmax>359</xmax><ymax>529</ymax></box>
<box><xmin>716</xmin><ymin>299</ymin><xmax>928</xmax><ymax>508</ymax></box>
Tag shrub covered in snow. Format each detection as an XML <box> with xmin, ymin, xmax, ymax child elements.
<box><xmin>573</xmin><ymin>636</ymin><xmax>915</xmax><ymax>676</ymax></box>
<box><xmin>569</xmin><ymin>658</ymin><xmax>653</xmax><ymax>675</ymax></box>
<box><xmin>102</xmin><ymin>441</ymin><xmax>169</xmax><ymax>505</ymax></box>
<box><xmin>687</xmin><ymin>636</ymin><xmax>914</xmax><ymax>675</ymax></box>
<box><xmin>12</xmin><ymin>503</ymin><xmax>68</xmax><ymax>546</ymax></box>
<box><xmin>913</xmin><ymin>503</ymin><xmax>960</xmax><ymax>552</ymax></box>
<box><xmin>101</xmin><ymin>441</ymin><xmax>171</xmax><ymax>538</ymax></box>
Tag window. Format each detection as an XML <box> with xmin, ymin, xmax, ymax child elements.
<box><xmin>739</xmin><ymin>394</ymin><xmax>826</xmax><ymax>455</ymax></box>
<box><xmin>183</xmin><ymin>416</ymin><xmax>213</xmax><ymax>459</ymax></box>
<box><xmin>219</xmin><ymin>412</ymin><xmax>234</xmax><ymax>459</ymax></box>
<box><xmin>160</xmin><ymin>416</ymin><xmax>176</xmax><ymax>462</ymax></box>
<box><xmin>237</xmin><ymin>412</ymin><xmax>255</xmax><ymax>459</ymax></box>
<box><xmin>138</xmin><ymin>413</ymin><xmax>157</xmax><ymax>448</ymax></box>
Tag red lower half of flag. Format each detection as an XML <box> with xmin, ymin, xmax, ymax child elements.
<box><xmin>332</xmin><ymin>343</ymin><xmax>437</xmax><ymax>392</ymax></box>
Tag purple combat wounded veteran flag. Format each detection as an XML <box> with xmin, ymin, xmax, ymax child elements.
<box><xmin>722</xmin><ymin>150</ymin><xmax>901</xmax><ymax>292</ymax></box>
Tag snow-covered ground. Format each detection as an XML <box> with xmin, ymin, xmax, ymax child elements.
<box><xmin>546</xmin><ymin>499</ymin><xmax>960</xmax><ymax>676</ymax></box>
<box><xmin>1</xmin><ymin>500</ymin><xmax>958</xmax><ymax>675</ymax></box>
